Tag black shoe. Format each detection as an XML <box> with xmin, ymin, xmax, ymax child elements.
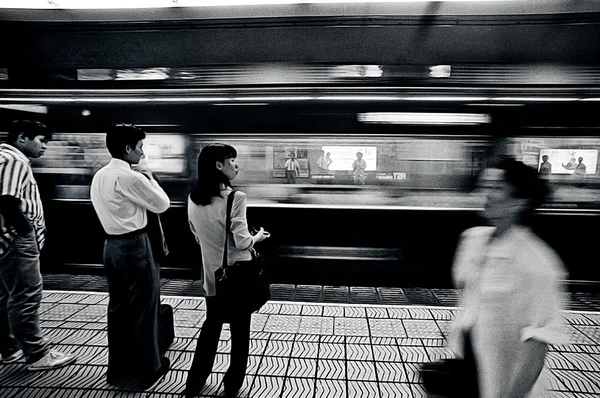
<box><xmin>184</xmin><ymin>368</ymin><xmax>210</xmax><ymax>398</ymax></box>
<box><xmin>183</xmin><ymin>386</ymin><xmax>201</xmax><ymax>398</ymax></box>
<box><xmin>224</xmin><ymin>385</ymin><xmax>241</xmax><ymax>397</ymax></box>
<box><xmin>106</xmin><ymin>368</ymin><xmax>133</xmax><ymax>385</ymax></box>
<box><xmin>139</xmin><ymin>357</ymin><xmax>170</xmax><ymax>390</ymax></box>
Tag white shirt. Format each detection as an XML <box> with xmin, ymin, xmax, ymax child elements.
<box><xmin>90</xmin><ymin>158</ymin><xmax>170</xmax><ymax>235</ymax></box>
<box><xmin>449</xmin><ymin>225</ymin><xmax>568</xmax><ymax>398</ymax></box>
<box><xmin>285</xmin><ymin>158</ymin><xmax>299</xmax><ymax>172</ymax></box>
<box><xmin>188</xmin><ymin>189</ymin><xmax>253</xmax><ymax>296</ymax></box>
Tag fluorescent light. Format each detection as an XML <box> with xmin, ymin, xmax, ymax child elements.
<box><xmin>408</xmin><ymin>96</ymin><xmax>489</xmax><ymax>102</ymax></box>
<box><xmin>232</xmin><ymin>96</ymin><xmax>313</xmax><ymax>101</ymax></box>
<box><xmin>318</xmin><ymin>96</ymin><xmax>401</xmax><ymax>101</ymax></box>
<box><xmin>0</xmin><ymin>104</ymin><xmax>48</xmax><ymax>114</ymax></box>
<box><xmin>358</xmin><ymin>112</ymin><xmax>491</xmax><ymax>125</ymax></box>
<box><xmin>494</xmin><ymin>97</ymin><xmax>578</xmax><ymax>102</ymax></box>
<box><xmin>1</xmin><ymin>0</ymin><xmax>522</xmax><ymax>9</ymax></box>
<box><xmin>156</xmin><ymin>97</ymin><xmax>231</xmax><ymax>102</ymax></box>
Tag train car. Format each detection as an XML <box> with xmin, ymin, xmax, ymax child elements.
<box><xmin>1</xmin><ymin>85</ymin><xmax>599</xmax><ymax>289</ymax></box>
<box><xmin>1</xmin><ymin>0</ymin><xmax>600</xmax><ymax>288</ymax></box>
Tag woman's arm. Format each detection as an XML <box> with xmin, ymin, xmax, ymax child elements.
<box><xmin>230</xmin><ymin>191</ymin><xmax>254</xmax><ymax>250</ymax></box>
<box><xmin>507</xmin><ymin>340</ymin><xmax>547</xmax><ymax>397</ymax></box>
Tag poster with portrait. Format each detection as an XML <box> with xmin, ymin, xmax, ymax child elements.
<box><xmin>538</xmin><ymin>149</ymin><xmax>598</xmax><ymax>175</ymax></box>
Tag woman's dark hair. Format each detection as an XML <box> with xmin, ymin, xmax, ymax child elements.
<box><xmin>105</xmin><ymin>124</ymin><xmax>146</xmax><ymax>159</ymax></box>
<box><xmin>495</xmin><ymin>157</ymin><xmax>550</xmax><ymax>214</ymax></box>
<box><xmin>7</xmin><ymin>120</ymin><xmax>52</xmax><ymax>143</ymax></box>
<box><xmin>190</xmin><ymin>143</ymin><xmax>237</xmax><ymax>206</ymax></box>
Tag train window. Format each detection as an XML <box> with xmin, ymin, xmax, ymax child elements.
<box><xmin>24</xmin><ymin>133</ymin><xmax>600</xmax><ymax>210</ymax></box>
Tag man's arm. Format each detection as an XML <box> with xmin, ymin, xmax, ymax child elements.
<box><xmin>0</xmin><ymin>195</ymin><xmax>33</xmax><ymax>234</ymax></box>
<box><xmin>118</xmin><ymin>173</ymin><xmax>170</xmax><ymax>214</ymax></box>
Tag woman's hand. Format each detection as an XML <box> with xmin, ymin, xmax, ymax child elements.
<box><xmin>253</xmin><ymin>227</ymin><xmax>271</xmax><ymax>243</ymax></box>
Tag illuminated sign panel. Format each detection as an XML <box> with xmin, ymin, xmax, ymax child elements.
<box><xmin>321</xmin><ymin>146</ymin><xmax>377</xmax><ymax>171</ymax></box>
<box><xmin>538</xmin><ymin>149</ymin><xmax>598</xmax><ymax>175</ymax></box>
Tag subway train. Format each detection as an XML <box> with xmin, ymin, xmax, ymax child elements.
<box><xmin>1</xmin><ymin>83</ymin><xmax>599</xmax><ymax>290</ymax></box>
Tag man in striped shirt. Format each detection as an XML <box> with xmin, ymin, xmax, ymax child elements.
<box><xmin>0</xmin><ymin>120</ymin><xmax>76</xmax><ymax>370</ymax></box>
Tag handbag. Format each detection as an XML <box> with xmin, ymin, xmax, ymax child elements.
<box><xmin>214</xmin><ymin>190</ymin><xmax>271</xmax><ymax>315</ymax></box>
<box><xmin>420</xmin><ymin>333</ymin><xmax>479</xmax><ymax>397</ymax></box>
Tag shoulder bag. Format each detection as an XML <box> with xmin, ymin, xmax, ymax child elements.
<box><xmin>214</xmin><ymin>190</ymin><xmax>271</xmax><ymax>316</ymax></box>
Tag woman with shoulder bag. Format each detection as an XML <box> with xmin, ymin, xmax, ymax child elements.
<box><xmin>184</xmin><ymin>144</ymin><xmax>270</xmax><ymax>398</ymax></box>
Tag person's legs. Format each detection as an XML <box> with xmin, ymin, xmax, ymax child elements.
<box><xmin>185</xmin><ymin>296</ymin><xmax>224</xmax><ymax>396</ymax></box>
<box><xmin>0</xmin><ymin>252</ymin><xmax>21</xmax><ymax>361</ymax></box>
<box><xmin>104</xmin><ymin>238</ymin><xmax>135</xmax><ymax>381</ymax></box>
<box><xmin>463</xmin><ymin>332</ymin><xmax>480</xmax><ymax>398</ymax></box>
<box><xmin>1</xmin><ymin>234</ymin><xmax>48</xmax><ymax>363</ymax></box>
<box><xmin>223</xmin><ymin>311</ymin><xmax>251</xmax><ymax>395</ymax></box>
<box><xmin>124</xmin><ymin>234</ymin><xmax>162</xmax><ymax>380</ymax></box>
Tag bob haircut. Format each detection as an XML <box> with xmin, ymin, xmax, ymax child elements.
<box><xmin>7</xmin><ymin>120</ymin><xmax>52</xmax><ymax>144</ymax></box>
<box><xmin>494</xmin><ymin>157</ymin><xmax>550</xmax><ymax>216</ymax></box>
<box><xmin>105</xmin><ymin>124</ymin><xmax>146</xmax><ymax>159</ymax></box>
<box><xmin>190</xmin><ymin>143</ymin><xmax>238</xmax><ymax>206</ymax></box>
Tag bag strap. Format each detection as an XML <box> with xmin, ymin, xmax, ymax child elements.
<box><xmin>222</xmin><ymin>190</ymin><xmax>237</xmax><ymax>269</ymax></box>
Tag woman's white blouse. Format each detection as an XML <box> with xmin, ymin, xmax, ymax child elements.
<box><xmin>449</xmin><ymin>225</ymin><xmax>568</xmax><ymax>398</ymax></box>
<box><xmin>187</xmin><ymin>189</ymin><xmax>253</xmax><ymax>296</ymax></box>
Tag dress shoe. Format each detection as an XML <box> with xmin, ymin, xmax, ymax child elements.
<box><xmin>139</xmin><ymin>357</ymin><xmax>170</xmax><ymax>390</ymax></box>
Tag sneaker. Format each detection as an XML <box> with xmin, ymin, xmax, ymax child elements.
<box><xmin>2</xmin><ymin>349</ymin><xmax>24</xmax><ymax>364</ymax></box>
<box><xmin>27</xmin><ymin>350</ymin><xmax>76</xmax><ymax>371</ymax></box>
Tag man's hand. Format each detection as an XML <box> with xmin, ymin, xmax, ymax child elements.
<box><xmin>132</xmin><ymin>164</ymin><xmax>154</xmax><ymax>181</ymax></box>
<box><xmin>0</xmin><ymin>195</ymin><xmax>33</xmax><ymax>234</ymax></box>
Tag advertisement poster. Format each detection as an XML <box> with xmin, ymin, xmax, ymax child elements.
<box><xmin>538</xmin><ymin>149</ymin><xmax>598</xmax><ymax>175</ymax></box>
<box><xmin>143</xmin><ymin>134</ymin><xmax>187</xmax><ymax>173</ymax></box>
<box><xmin>272</xmin><ymin>147</ymin><xmax>309</xmax><ymax>178</ymax></box>
<box><xmin>321</xmin><ymin>146</ymin><xmax>377</xmax><ymax>171</ymax></box>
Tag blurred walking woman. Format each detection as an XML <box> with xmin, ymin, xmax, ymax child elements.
<box><xmin>449</xmin><ymin>158</ymin><xmax>567</xmax><ymax>397</ymax></box>
<box><xmin>184</xmin><ymin>144</ymin><xmax>270</xmax><ymax>398</ymax></box>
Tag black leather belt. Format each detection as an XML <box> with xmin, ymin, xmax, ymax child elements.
<box><xmin>106</xmin><ymin>227</ymin><xmax>147</xmax><ymax>239</ymax></box>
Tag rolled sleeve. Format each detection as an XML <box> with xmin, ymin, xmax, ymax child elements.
<box><xmin>230</xmin><ymin>191</ymin><xmax>253</xmax><ymax>250</ymax></box>
<box><xmin>521</xmin><ymin>270</ymin><xmax>569</xmax><ymax>346</ymax></box>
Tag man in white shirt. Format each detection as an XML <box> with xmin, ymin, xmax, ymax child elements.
<box><xmin>317</xmin><ymin>150</ymin><xmax>332</xmax><ymax>172</ymax></box>
<box><xmin>284</xmin><ymin>152</ymin><xmax>300</xmax><ymax>184</ymax></box>
<box><xmin>90</xmin><ymin>124</ymin><xmax>170</xmax><ymax>389</ymax></box>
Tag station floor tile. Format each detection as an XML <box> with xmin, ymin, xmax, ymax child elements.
<box><xmin>0</xmin><ymin>290</ymin><xmax>599</xmax><ymax>397</ymax></box>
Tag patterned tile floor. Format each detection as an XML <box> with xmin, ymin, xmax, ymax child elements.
<box><xmin>0</xmin><ymin>286</ymin><xmax>599</xmax><ymax>397</ymax></box>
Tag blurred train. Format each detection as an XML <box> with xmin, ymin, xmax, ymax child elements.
<box><xmin>1</xmin><ymin>83</ymin><xmax>600</xmax><ymax>290</ymax></box>
<box><xmin>2</xmin><ymin>0</ymin><xmax>600</xmax><ymax>288</ymax></box>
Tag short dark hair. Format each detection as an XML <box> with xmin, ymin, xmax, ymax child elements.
<box><xmin>496</xmin><ymin>157</ymin><xmax>550</xmax><ymax>214</ymax></box>
<box><xmin>190</xmin><ymin>143</ymin><xmax>237</xmax><ymax>206</ymax></box>
<box><xmin>105</xmin><ymin>124</ymin><xmax>146</xmax><ymax>158</ymax></box>
<box><xmin>7</xmin><ymin>120</ymin><xmax>51</xmax><ymax>144</ymax></box>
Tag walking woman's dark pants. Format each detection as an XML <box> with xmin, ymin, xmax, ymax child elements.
<box><xmin>103</xmin><ymin>232</ymin><xmax>161</xmax><ymax>381</ymax></box>
<box><xmin>186</xmin><ymin>296</ymin><xmax>251</xmax><ymax>396</ymax></box>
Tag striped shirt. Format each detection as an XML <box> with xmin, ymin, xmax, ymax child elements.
<box><xmin>0</xmin><ymin>143</ymin><xmax>45</xmax><ymax>256</ymax></box>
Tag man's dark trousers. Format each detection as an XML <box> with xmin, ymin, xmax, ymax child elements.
<box><xmin>103</xmin><ymin>231</ymin><xmax>161</xmax><ymax>380</ymax></box>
